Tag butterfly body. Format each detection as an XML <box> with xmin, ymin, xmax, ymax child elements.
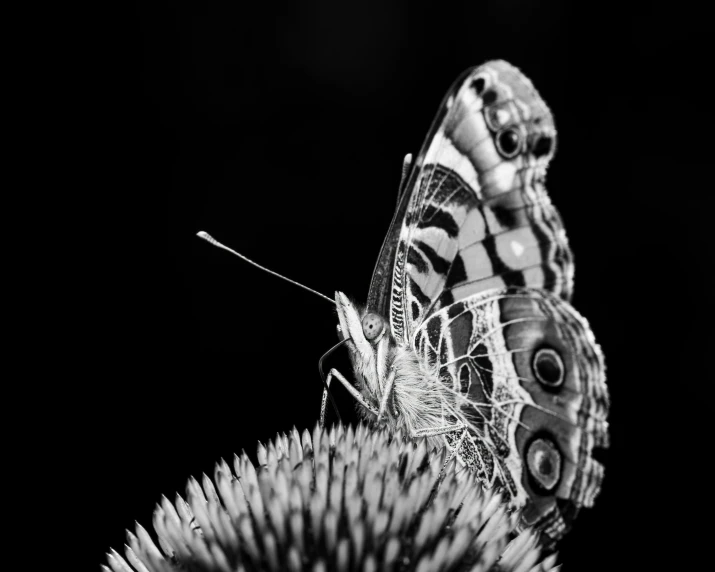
<box><xmin>326</xmin><ymin>61</ymin><xmax>609</xmax><ymax>544</ymax></box>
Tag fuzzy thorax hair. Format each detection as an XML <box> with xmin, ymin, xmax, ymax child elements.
<box><xmin>335</xmin><ymin>292</ymin><xmax>471</xmax><ymax>450</ymax></box>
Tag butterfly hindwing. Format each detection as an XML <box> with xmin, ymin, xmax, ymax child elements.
<box><xmin>413</xmin><ymin>287</ymin><xmax>608</xmax><ymax>541</ymax></box>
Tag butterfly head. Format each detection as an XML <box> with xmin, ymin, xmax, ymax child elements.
<box><xmin>334</xmin><ymin>291</ymin><xmax>397</xmax><ymax>417</ymax></box>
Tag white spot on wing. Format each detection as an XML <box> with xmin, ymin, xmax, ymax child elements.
<box><xmin>495</xmin><ymin>227</ymin><xmax>541</xmax><ymax>269</ymax></box>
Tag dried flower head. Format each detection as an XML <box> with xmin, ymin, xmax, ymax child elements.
<box><xmin>104</xmin><ymin>423</ymin><xmax>558</xmax><ymax>572</ymax></box>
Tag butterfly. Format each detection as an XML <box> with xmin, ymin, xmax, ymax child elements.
<box><xmin>320</xmin><ymin>60</ymin><xmax>610</xmax><ymax>544</ymax></box>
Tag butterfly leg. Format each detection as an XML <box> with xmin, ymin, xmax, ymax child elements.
<box><xmin>318</xmin><ymin>370</ymin><xmax>347</xmax><ymax>427</ymax></box>
<box><xmin>319</xmin><ymin>387</ymin><xmax>330</xmax><ymax>428</ymax></box>
<box><xmin>413</xmin><ymin>424</ymin><xmax>470</xmax><ymax>473</ymax></box>
<box><xmin>320</xmin><ymin>368</ymin><xmax>378</xmax><ymax>427</ymax></box>
<box><xmin>412</xmin><ymin>423</ymin><xmax>466</xmax><ymax>438</ymax></box>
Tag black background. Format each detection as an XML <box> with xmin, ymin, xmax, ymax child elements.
<box><xmin>91</xmin><ymin>2</ymin><xmax>709</xmax><ymax>570</ymax></box>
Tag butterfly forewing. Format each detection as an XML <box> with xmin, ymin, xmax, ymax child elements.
<box><xmin>372</xmin><ymin>60</ymin><xmax>572</xmax><ymax>343</ymax></box>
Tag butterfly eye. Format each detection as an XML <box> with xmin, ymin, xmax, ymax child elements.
<box><xmin>526</xmin><ymin>437</ymin><xmax>561</xmax><ymax>492</ymax></box>
<box><xmin>361</xmin><ymin>313</ymin><xmax>385</xmax><ymax>342</ymax></box>
<box><xmin>496</xmin><ymin>127</ymin><xmax>522</xmax><ymax>158</ymax></box>
<box><xmin>532</xmin><ymin>348</ymin><xmax>564</xmax><ymax>387</ymax></box>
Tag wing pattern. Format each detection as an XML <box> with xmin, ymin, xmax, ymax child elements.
<box><xmin>388</xmin><ymin>61</ymin><xmax>572</xmax><ymax>342</ymax></box>
<box><xmin>413</xmin><ymin>288</ymin><xmax>609</xmax><ymax>541</ymax></box>
<box><xmin>369</xmin><ymin>61</ymin><xmax>609</xmax><ymax>543</ymax></box>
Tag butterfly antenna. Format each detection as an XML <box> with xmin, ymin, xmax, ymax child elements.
<box><xmin>197</xmin><ymin>231</ymin><xmax>335</xmax><ymax>305</ymax></box>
